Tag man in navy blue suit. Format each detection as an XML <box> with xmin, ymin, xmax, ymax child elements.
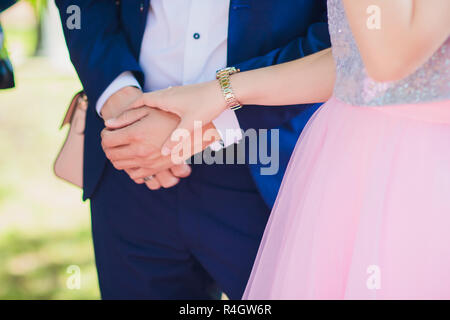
<box><xmin>56</xmin><ymin>0</ymin><xmax>330</xmax><ymax>299</ymax></box>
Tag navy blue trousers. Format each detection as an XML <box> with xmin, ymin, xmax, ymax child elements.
<box><xmin>90</xmin><ymin>160</ymin><xmax>270</xmax><ymax>300</ymax></box>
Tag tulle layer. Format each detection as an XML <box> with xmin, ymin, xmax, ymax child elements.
<box><xmin>244</xmin><ymin>97</ymin><xmax>450</xmax><ymax>300</ymax></box>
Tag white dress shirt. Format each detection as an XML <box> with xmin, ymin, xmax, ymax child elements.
<box><xmin>96</xmin><ymin>0</ymin><xmax>242</xmax><ymax>150</ymax></box>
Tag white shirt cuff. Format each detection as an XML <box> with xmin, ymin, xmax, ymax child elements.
<box><xmin>95</xmin><ymin>71</ymin><xmax>142</xmax><ymax>115</ymax></box>
<box><xmin>210</xmin><ymin>108</ymin><xmax>243</xmax><ymax>152</ymax></box>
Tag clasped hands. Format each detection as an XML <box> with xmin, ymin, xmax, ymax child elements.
<box><xmin>100</xmin><ymin>82</ymin><xmax>226</xmax><ymax>190</ymax></box>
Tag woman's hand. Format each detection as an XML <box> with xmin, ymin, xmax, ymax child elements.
<box><xmin>113</xmin><ymin>80</ymin><xmax>228</xmax><ymax>156</ymax></box>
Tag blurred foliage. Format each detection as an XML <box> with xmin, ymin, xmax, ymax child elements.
<box><xmin>0</xmin><ymin>41</ymin><xmax>99</xmax><ymax>298</ymax></box>
<box><xmin>26</xmin><ymin>0</ymin><xmax>47</xmax><ymax>15</ymax></box>
<box><xmin>1</xmin><ymin>1</ymin><xmax>40</xmax><ymax>57</ymax></box>
<box><xmin>25</xmin><ymin>0</ymin><xmax>47</xmax><ymax>55</ymax></box>
<box><xmin>2</xmin><ymin>27</ymin><xmax>37</xmax><ymax>57</ymax></box>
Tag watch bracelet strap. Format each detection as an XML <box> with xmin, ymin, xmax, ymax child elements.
<box><xmin>216</xmin><ymin>67</ymin><xmax>242</xmax><ymax>111</ymax></box>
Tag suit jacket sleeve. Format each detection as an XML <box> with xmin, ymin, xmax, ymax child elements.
<box><xmin>234</xmin><ymin>12</ymin><xmax>331</xmax><ymax>131</ymax></box>
<box><xmin>55</xmin><ymin>0</ymin><xmax>144</xmax><ymax>108</ymax></box>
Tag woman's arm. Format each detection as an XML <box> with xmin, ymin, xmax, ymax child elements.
<box><xmin>233</xmin><ymin>48</ymin><xmax>335</xmax><ymax>106</ymax></box>
<box><xmin>119</xmin><ymin>48</ymin><xmax>335</xmax><ymax>153</ymax></box>
<box><xmin>342</xmin><ymin>0</ymin><xmax>450</xmax><ymax>82</ymax></box>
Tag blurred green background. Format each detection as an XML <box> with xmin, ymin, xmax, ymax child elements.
<box><xmin>1</xmin><ymin>1</ymin><xmax>100</xmax><ymax>299</ymax></box>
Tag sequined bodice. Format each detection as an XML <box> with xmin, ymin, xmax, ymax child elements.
<box><xmin>328</xmin><ymin>0</ymin><xmax>450</xmax><ymax>106</ymax></box>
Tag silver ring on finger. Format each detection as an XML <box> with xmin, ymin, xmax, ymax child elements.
<box><xmin>144</xmin><ymin>175</ymin><xmax>155</xmax><ymax>182</ymax></box>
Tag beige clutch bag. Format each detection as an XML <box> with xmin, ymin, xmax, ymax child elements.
<box><xmin>54</xmin><ymin>91</ymin><xmax>88</xmax><ymax>188</ymax></box>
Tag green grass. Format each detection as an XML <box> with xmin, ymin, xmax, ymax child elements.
<box><xmin>0</xmin><ymin>57</ymin><xmax>100</xmax><ymax>299</ymax></box>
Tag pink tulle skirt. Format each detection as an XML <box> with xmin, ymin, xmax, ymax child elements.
<box><xmin>243</xmin><ymin>97</ymin><xmax>450</xmax><ymax>300</ymax></box>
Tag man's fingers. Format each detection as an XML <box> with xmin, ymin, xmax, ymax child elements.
<box><xmin>105</xmin><ymin>106</ymin><xmax>150</xmax><ymax>130</ymax></box>
<box><xmin>101</xmin><ymin>127</ymin><xmax>133</xmax><ymax>148</ymax></box>
<box><xmin>155</xmin><ymin>170</ymin><xmax>180</xmax><ymax>189</ymax></box>
<box><xmin>126</xmin><ymin>168</ymin><xmax>161</xmax><ymax>190</ymax></box>
<box><xmin>127</xmin><ymin>167</ymin><xmax>157</xmax><ymax>181</ymax></box>
<box><xmin>126</xmin><ymin>167</ymin><xmax>180</xmax><ymax>189</ymax></box>
<box><xmin>104</xmin><ymin>145</ymin><xmax>138</xmax><ymax>161</ymax></box>
<box><xmin>108</xmin><ymin>147</ymin><xmax>160</xmax><ymax>166</ymax></box>
<box><xmin>128</xmin><ymin>168</ymin><xmax>180</xmax><ymax>190</ymax></box>
<box><xmin>112</xmin><ymin>158</ymin><xmax>143</xmax><ymax>170</ymax></box>
<box><xmin>125</xmin><ymin>169</ymin><xmax>144</xmax><ymax>184</ymax></box>
<box><xmin>161</xmin><ymin>118</ymin><xmax>196</xmax><ymax>156</ymax></box>
<box><xmin>114</xmin><ymin>156</ymin><xmax>184</xmax><ymax>176</ymax></box>
<box><xmin>144</xmin><ymin>176</ymin><xmax>161</xmax><ymax>190</ymax></box>
<box><xmin>170</xmin><ymin>164</ymin><xmax>192</xmax><ymax>178</ymax></box>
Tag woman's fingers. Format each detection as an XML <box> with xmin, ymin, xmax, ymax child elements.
<box><xmin>126</xmin><ymin>96</ymin><xmax>147</xmax><ymax>111</ymax></box>
<box><xmin>127</xmin><ymin>90</ymin><xmax>167</xmax><ymax>113</ymax></box>
<box><xmin>105</xmin><ymin>106</ymin><xmax>150</xmax><ymax>130</ymax></box>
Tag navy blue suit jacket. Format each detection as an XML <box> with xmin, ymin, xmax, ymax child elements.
<box><xmin>0</xmin><ymin>0</ymin><xmax>16</xmax><ymax>12</ymax></box>
<box><xmin>56</xmin><ymin>0</ymin><xmax>330</xmax><ymax>206</ymax></box>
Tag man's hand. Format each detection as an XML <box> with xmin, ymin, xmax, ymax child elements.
<box><xmin>101</xmin><ymin>106</ymin><xmax>221</xmax><ymax>184</ymax></box>
<box><xmin>125</xmin><ymin>81</ymin><xmax>227</xmax><ymax>155</ymax></box>
<box><xmin>101</xmin><ymin>86</ymin><xmax>143</xmax><ymax>121</ymax></box>
<box><xmin>100</xmin><ymin>86</ymin><xmax>191</xmax><ymax>190</ymax></box>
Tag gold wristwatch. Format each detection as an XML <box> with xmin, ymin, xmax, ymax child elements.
<box><xmin>216</xmin><ymin>67</ymin><xmax>242</xmax><ymax>111</ymax></box>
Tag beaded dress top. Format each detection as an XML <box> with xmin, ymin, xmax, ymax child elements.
<box><xmin>328</xmin><ymin>0</ymin><xmax>450</xmax><ymax>106</ymax></box>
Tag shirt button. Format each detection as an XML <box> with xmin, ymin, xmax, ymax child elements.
<box><xmin>193</xmin><ymin>33</ymin><xmax>200</xmax><ymax>40</ymax></box>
